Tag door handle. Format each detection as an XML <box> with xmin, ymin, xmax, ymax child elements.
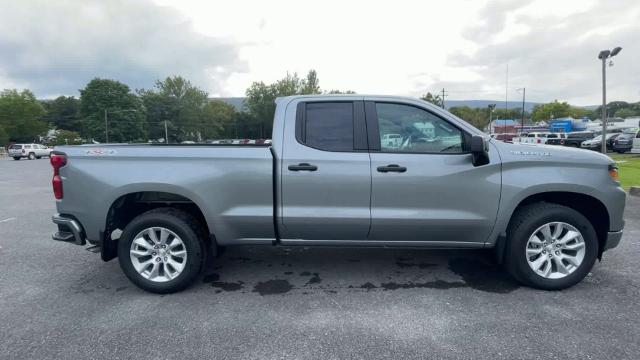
<box><xmin>288</xmin><ymin>163</ymin><xmax>318</xmax><ymax>172</ymax></box>
<box><xmin>377</xmin><ymin>164</ymin><xmax>407</xmax><ymax>173</ymax></box>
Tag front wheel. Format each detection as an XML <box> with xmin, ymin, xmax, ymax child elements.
<box><xmin>505</xmin><ymin>202</ymin><xmax>598</xmax><ymax>290</ymax></box>
<box><xmin>118</xmin><ymin>208</ymin><xmax>205</xmax><ymax>293</ymax></box>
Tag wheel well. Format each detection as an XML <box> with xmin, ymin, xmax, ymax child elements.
<box><xmin>103</xmin><ymin>191</ymin><xmax>211</xmax><ymax>261</ymax></box>
<box><xmin>512</xmin><ymin>192</ymin><xmax>609</xmax><ymax>257</ymax></box>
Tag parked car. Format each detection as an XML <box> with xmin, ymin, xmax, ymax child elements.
<box><xmin>580</xmin><ymin>133</ymin><xmax>620</xmax><ymax>151</ymax></box>
<box><xmin>560</xmin><ymin>131</ymin><xmax>595</xmax><ymax>147</ymax></box>
<box><xmin>612</xmin><ymin>131</ymin><xmax>636</xmax><ymax>153</ymax></box>
<box><xmin>633</xmin><ymin>129</ymin><xmax>640</xmax><ymax>154</ymax></box>
<box><xmin>8</xmin><ymin>143</ymin><xmax>52</xmax><ymax>160</ymax></box>
<box><xmin>50</xmin><ymin>95</ymin><xmax>626</xmax><ymax>294</ymax></box>
<box><xmin>545</xmin><ymin>133</ymin><xmax>568</xmax><ymax>146</ymax></box>
<box><xmin>513</xmin><ymin>132</ymin><xmax>554</xmax><ymax>144</ymax></box>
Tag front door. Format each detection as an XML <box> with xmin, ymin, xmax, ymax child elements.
<box><xmin>280</xmin><ymin>100</ymin><xmax>372</xmax><ymax>240</ymax></box>
<box><xmin>366</xmin><ymin>101</ymin><xmax>501</xmax><ymax>245</ymax></box>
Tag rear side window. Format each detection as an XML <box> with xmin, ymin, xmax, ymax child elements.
<box><xmin>527</xmin><ymin>134</ymin><xmax>535</xmax><ymax>137</ymax></box>
<box><xmin>547</xmin><ymin>134</ymin><xmax>558</xmax><ymax>138</ymax></box>
<box><xmin>302</xmin><ymin>102</ymin><xmax>354</xmax><ymax>151</ymax></box>
<box><xmin>10</xmin><ymin>145</ymin><xmax>22</xmax><ymax>149</ymax></box>
<box><xmin>24</xmin><ymin>145</ymin><xmax>32</xmax><ymax>149</ymax></box>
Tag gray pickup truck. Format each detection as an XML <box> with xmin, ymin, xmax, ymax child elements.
<box><xmin>50</xmin><ymin>95</ymin><xmax>626</xmax><ymax>293</ymax></box>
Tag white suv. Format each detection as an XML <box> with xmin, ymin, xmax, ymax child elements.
<box><xmin>7</xmin><ymin>144</ymin><xmax>52</xmax><ymax>160</ymax></box>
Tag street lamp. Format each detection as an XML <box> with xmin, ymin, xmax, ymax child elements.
<box><xmin>598</xmin><ymin>46</ymin><xmax>622</xmax><ymax>154</ymax></box>
<box><xmin>488</xmin><ymin>104</ymin><xmax>496</xmax><ymax>134</ymax></box>
<box><xmin>104</xmin><ymin>109</ymin><xmax>137</xmax><ymax>143</ymax></box>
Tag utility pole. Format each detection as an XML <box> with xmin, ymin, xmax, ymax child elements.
<box><xmin>164</xmin><ymin>120</ymin><xmax>169</xmax><ymax>144</ymax></box>
<box><xmin>598</xmin><ymin>47</ymin><xmax>622</xmax><ymax>154</ymax></box>
<box><xmin>517</xmin><ymin>87</ymin><xmax>526</xmax><ymax>133</ymax></box>
<box><xmin>104</xmin><ymin>109</ymin><xmax>109</xmax><ymax>143</ymax></box>
<box><xmin>440</xmin><ymin>88</ymin><xmax>447</xmax><ymax>109</ymax></box>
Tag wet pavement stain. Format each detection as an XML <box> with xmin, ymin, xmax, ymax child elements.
<box><xmin>253</xmin><ymin>279</ymin><xmax>294</xmax><ymax>296</ymax></box>
<box><xmin>284</xmin><ymin>271</ymin><xmax>293</xmax><ymax>275</ymax></box>
<box><xmin>300</xmin><ymin>271</ymin><xmax>311</xmax><ymax>276</ymax></box>
<box><xmin>305</xmin><ymin>273</ymin><xmax>321</xmax><ymax>285</ymax></box>
<box><xmin>448</xmin><ymin>258</ymin><xmax>520</xmax><ymax>294</ymax></box>
<box><xmin>115</xmin><ymin>286</ymin><xmax>127</xmax><ymax>292</ymax></box>
<box><xmin>380</xmin><ymin>280</ymin><xmax>467</xmax><ymax>290</ymax></box>
<box><xmin>202</xmin><ymin>273</ymin><xmax>220</xmax><ymax>283</ymax></box>
<box><xmin>360</xmin><ymin>282</ymin><xmax>377</xmax><ymax>291</ymax></box>
<box><xmin>210</xmin><ymin>281</ymin><xmax>244</xmax><ymax>292</ymax></box>
<box><xmin>395</xmin><ymin>258</ymin><xmax>437</xmax><ymax>269</ymax></box>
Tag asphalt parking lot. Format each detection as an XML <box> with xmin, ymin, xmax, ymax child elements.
<box><xmin>0</xmin><ymin>157</ymin><xmax>639</xmax><ymax>360</ymax></box>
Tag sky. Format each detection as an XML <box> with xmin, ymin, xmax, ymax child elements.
<box><xmin>0</xmin><ymin>0</ymin><xmax>638</xmax><ymax>105</ymax></box>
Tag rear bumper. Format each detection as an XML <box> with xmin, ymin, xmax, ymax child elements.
<box><xmin>52</xmin><ymin>214</ymin><xmax>86</xmax><ymax>245</ymax></box>
<box><xmin>603</xmin><ymin>230</ymin><xmax>623</xmax><ymax>251</ymax></box>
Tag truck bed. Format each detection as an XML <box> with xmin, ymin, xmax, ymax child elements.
<box><xmin>54</xmin><ymin>144</ymin><xmax>276</xmax><ymax>245</ymax></box>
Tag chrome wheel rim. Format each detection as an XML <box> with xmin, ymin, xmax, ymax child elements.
<box><xmin>525</xmin><ymin>222</ymin><xmax>586</xmax><ymax>279</ymax></box>
<box><xmin>129</xmin><ymin>227</ymin><xmax>187</xmax><ymax>282</ymax></box>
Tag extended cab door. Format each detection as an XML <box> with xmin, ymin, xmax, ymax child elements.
<box><xmin>279</xmin><ymin>99</ymin><xmax>371</xmax><ymax>241</ymax></box>
<box><xmin>365</xmin><ymin>100</ymin><xmax>501</xmax><ymax>245</ymax></box>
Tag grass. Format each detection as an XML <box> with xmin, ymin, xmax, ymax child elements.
<box><xmin>608</xmin><ymin>153</ymin><xmax>640</xmax><ymax>190</ymax></box>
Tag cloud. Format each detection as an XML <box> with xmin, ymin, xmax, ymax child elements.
<box><xmin>0</xmin><ymin>0</ymin><xmax>247</xmax><ymax>97</ymax></box>
<box><xmin>419</xmin><ymin>0</ymin><xmax>640</xmax><ymax>105</ymax></box>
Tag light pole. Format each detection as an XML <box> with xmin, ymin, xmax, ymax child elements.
<box><xmin>488</xmin><ymin>104</ymin><xmax>496</xmax><ymax>134</ymax></box>
<box><xmin>517</xmin><ymin>88</ymin><xmax>526</xmax><ymax>134</ymax></box>
<box><xmin>104</xmin><ymin>109</ymin><xmax>137</xmax><ymax>143</ymax></box>
<box><xmin>598</xmin><ymin>46</ymin><xmax>622</xmax><ymax>154</ymax></box>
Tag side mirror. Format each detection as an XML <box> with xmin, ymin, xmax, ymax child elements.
<box><xmin>470</xmin><ymin>135</ymin><xmax>489</xmax><ymax>166</ymax></box>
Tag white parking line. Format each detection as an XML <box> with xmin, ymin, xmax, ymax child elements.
<box><xmin>0</xmin><ymin>217</ymin><xmax>16</xmax><ymax>223</ymax></box>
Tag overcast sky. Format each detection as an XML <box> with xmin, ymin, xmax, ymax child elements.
<box><xmin>0</xmin><ymin>0</ymin><xmax>638</xmax><ymax>105</ymax></box>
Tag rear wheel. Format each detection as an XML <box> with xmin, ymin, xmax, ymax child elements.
<box><xmin>13</xmin><ymin>157</ymin><xmax>20</xmax><ymax>160</ymax></box>
<box><xmin>118</xmin><ymin>208</ymin><xmax>205</xmax><ymax>293</ymax></box>
<box><xmin>27</xmin><ymin>152</ymin><xmax>35</xmax><ymax>160</ymax></box>
<box><xmin>505</xmin><ymin>202</ymin><xmax>598</xmax><ymax>290</ymax></box>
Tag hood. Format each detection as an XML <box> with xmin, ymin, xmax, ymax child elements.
<box><xmin>491</xmin><ymin>140</ymin><xmax>613</xmax><ymax>166</ymax></box>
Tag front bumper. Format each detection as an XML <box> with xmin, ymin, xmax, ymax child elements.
<box><xmin>603</xmin><ymin>230</ymin><xmax>623</xmax><ymax>251</ymax></box>
<box><xmin>52</xmin><ymin>214</ymin><xmax>86</xmax><ymax>245</ymax></box>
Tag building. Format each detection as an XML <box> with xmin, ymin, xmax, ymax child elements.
<box><xmin>548</xmin><ymin>117</ymin><xmax>588</xmax><ymax>133</ymax></box>
<box><xmin>489</xmin><ymin>119</ymin><xmax>517</xmax><ymax>133</ymax></box>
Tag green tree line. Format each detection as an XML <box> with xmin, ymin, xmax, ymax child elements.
<box><xmin>2</xmin><ymin>73</ymin><xmax>639</xmax><ymax>147</ymax></box>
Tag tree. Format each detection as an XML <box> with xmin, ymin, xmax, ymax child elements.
<box><xmin>449</xmin><ymin>106</ymin><xmax>491</xmax><ymax>130</ymax></box>
<box><xmin>47</xmin><ymin>129</ymin><xmax>82</xmax><ymax>146</ymax></box>
<box><xmin>202</xmin><ymin>100</ymin><xmax>237</xmax><ymax>140</ymax></box>
<box><xmin>245</xmin><ymin>69</ymin><xmax>336</xmax><ymax>138</ymax></box>
<box><xmin>0</xmin><ymin>89</ymin><xmax>47</xmax><ymax>142</ymax></box>
<box><xmin>80</xmin><ymin>79</ymin><xmax>145</xmax><ymax>143</ymax></box>
<box><xmin>0</xmin><ymin>125</ymin><xmax>8</xmax><ymax>147</ymax></box>
<box><xmin>531</xmin><ymin>100</ymin><xmax>592</xmax><ymax>122</ymax></box>
<box><xmin>42</xmin><ymin>96</ymin><xmax>81</xmax><ymax>131</ymax></box>
<box><xmin>300</xmin><ymin>69</ymin><xmax>321</xmax><ymax>95</ymax></box>
<box><xmin>420</xmin><ymin>92</ymin><xmax>443</xmax><ymax>107</ymax></box>
<box><xmin>139</xmin><ymin>76</ymin><xmax>210</xmax><ymax>142</ymax></box>
<box><xmin>615</xmin><ymin>108</ymin><xmax>638</xmax><ymax>118</ymax></box>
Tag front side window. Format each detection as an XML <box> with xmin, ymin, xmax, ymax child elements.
<box><xmin>376</xmin><ymin>103</ymin><xmax>464</xmax><ymax>153</ymax></box>
<box><xmin>304</xmin><ymin>102</ymin><xmax>354</xmax><ymax>151</ymax></box>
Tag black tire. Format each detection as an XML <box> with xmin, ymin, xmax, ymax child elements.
<box><xmin>504</xmin><ymin>202</ymin><xmax>598</xmax><ymax>290</ymax></box>
<box><xmin>27</xmin><ymin>152</ymin><xmax>35</xmax><ymax>160</ymax></box>
<box><xmin>13</xmin><ymin>157</ymin><xmax>20</xmax><ymax>160</ymax></box>
<box><xmin>118</xmin><ymin>208</ymin><xmax>206</xmax><ymax>294</ymax></box>
<box><xmin>36</xmin><ymin>156</ymin><xmax>42</xmax><ymax>159</ymax></box>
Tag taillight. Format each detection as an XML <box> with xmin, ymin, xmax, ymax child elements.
<box><xmin>50</xmin><ymin>154</ymin><xmax>67</xmax><ymax>199</ymax></box>
<box><xmin>537</xmin><ymin>138</ymin><xmax>541</xmax><ymax>144</ymax></box>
